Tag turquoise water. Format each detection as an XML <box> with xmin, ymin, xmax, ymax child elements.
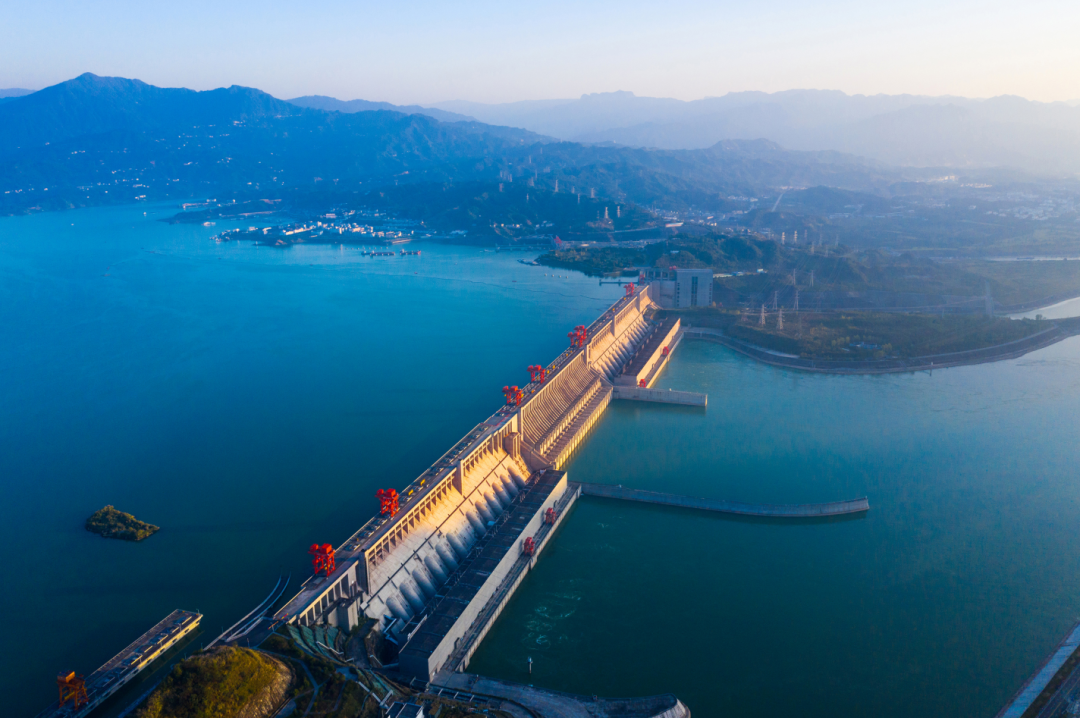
<box><xmin>469</xmin><ymin>338</ymin><xmax>1080</xmax><ymax>717</ymax></box>
<box><xmin>4</xmin><ymin>204</ymin><xmax>1080</xmax><ymax>717</ymax></box>
<box><xmin>0</xmin><ymin>204</ymin><xmax>623</xmax><ymax>716</ymax></box>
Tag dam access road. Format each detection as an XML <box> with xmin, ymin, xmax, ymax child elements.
<box><xmin>250</xmin><ymin>284</ymin><xmax>867</xmax><ymax>716</ymax></box>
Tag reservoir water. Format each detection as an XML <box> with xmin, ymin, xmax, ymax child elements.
<box><xmin>3</xmin><ymin>204</ymin><xmax>1080</xmax><ymax>717</ymax></box>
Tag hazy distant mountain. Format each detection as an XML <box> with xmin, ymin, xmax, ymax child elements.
<box><xmin>0</xmin><ymin>73</ymin><xmax>914</xmax><ymax>219</ymax></box>
<box><xmin>0</xmin><ymin>73</ymin><xmax>304</xmax><ymax>155</ymax></box>
<box><xmin>288</xmin><ymin>95</ymin><xmax>473</xmax><ymax>124</ymax></box>
<box><xmin>434</xmin><ymin>90</ymin><xmax>1080</xmax><ymax>174</ymax></box>
<box><xmin>0</xmin><ymin>88</ymin><xmax>34</xmax><ymax>98</ymax></box>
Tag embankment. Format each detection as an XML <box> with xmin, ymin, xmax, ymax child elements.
<box><xmin>684</xmin><ymin>322</ymin><xmax>1080</xmax><ymax>375</ymax></box>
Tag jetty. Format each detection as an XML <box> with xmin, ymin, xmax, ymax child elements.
<box><xmin>36</xmin><ymin>610</ymin><xmax>201</xmax><ymax>718</ymax></box>
<box><xmin>578</xmin><ymin>483</ymin><xmax>868</xmax><ymax>517</ymax></box>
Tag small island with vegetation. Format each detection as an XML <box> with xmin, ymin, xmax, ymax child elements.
<box><xmin>86</xmin><ymin>505</ymin><xmax>159</xmax><ymax>542</ymax></box>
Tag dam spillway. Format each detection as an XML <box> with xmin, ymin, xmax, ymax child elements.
<box><xmin>274</xmin><ymin>284</ymin><xmax>679</xmax><ymax>681</ymax></box>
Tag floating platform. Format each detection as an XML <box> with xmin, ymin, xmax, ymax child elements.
<box><xmin>36</xmin><ymin>610</ymin><xmax>201</xmax><ymax>718</ymax></box>
<box><xmin>578</xmin><ymin>483</ymin><xmax>869</xmax><ymax>517</ymax></box>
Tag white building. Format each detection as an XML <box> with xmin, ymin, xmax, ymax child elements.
<box><xmin>638</xmin><ymin>268</ymin><xmax>713</xmax><ymax>308</ymax></box>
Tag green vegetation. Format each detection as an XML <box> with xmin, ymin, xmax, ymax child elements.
<box><xmin>136</xmin><ymin>647</ymin><xmax>290</xmax><ymax>718</ymax></box>
<box><xmin>539</xmin><ymin>231</ymin><xmax>778</xmax><ymax>276</ymax></box>
<box><xmin>726</xmin><ymin>312</ymin><xmax>1049</xmax><ymax>360</ymax></box>
<box><xmin>539</xmin><ymin>229</ymin><xmax>1080</xmax><ymax>310</ymax></box>
<box><xmin>955</xmin><ymin>260</ymin><xmax>1080</xmax><ymax>308</ymax></box>
<box><xmin>85</xmin><ymin>505</ymin><xmax>159</xmax><ymax>541</ymax></box>
<box><xmin>259</xmin><ymin>631</ymin><xmax>504</xmax><ymax>718</ymax></box>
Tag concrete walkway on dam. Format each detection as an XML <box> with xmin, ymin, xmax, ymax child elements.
<box><xmin>578</xmin><ymin>483</ymin><xmax>870</xmax><ymax>517</ymax></box>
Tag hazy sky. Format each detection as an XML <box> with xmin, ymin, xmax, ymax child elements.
<box><xmin>2</xmin><ymin>0</ymin><xmax>1078</xmax><ymax>104</ymax></box>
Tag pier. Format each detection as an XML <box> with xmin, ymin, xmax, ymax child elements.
<box><xmin>37</xmin><ymin>610</ymin><xmax>201</xmax><ymax>718</ymax></box>
<box><xmin>578</xmin><ymin>483</ymin><xmax>869</xmax><ymax>517</ymax></box>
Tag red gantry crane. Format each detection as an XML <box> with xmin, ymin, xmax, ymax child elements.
<box><xmin>502</xmin><ymin>385</ymin><xmax>523</xmax><ymax>406</ymax></box>
<box><xmin>568</xmin><ymin>325</ymin><xmax>588</xmax><ymax>349</ymax></box>
<box><xmin>309</xmin><ymin>543</ymin><xmax>336</xmax><ymax>577</ymax></box>
<box><xmin>376</xmin><ymin>488</ymin><xmax>399</xmax><ymax>516</ymax></box>
<box><xmin>527</xmin><ymin>365</ymin><xmax>548</xmax><ymax>384</ymax></box>
<box><xmin>57</xmin><ymin>671</ymin><xmax>88</xmax><ymax>710</ymax></box>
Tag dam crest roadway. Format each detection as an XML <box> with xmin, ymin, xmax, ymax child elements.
<box><xmin>268</xmin><ymin>283</ymin><xmax>870</xmax><ymax>708</ymax></box>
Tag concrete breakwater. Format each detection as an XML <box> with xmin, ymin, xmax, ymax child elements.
<box><xmin>612</xmin><ymin>385</ymin><xmax>707</xmax><ymax>406</ymax></box>
<box><xmin>579</xmin><ymin>483</ymin><xmax>870</xmax><ymax>517</ymax></box>
<box><xmin>272</xmin><ymin>284</ymin><xmax>701</xmax><ymax>686</ymax></box>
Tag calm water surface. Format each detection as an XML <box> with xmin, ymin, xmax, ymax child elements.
<box><xmin>4</xmin><ymin>205</ymin><xmax>1080</xmax><ymax>717</ymax></box>
<box><xmin>0</xmin><ymin>204</ymin><xmax>621</xmax><ymax>716</ymax></box>
<box><xmin>469</xmin><ymin>337</ymin><xmax>1080</xmax><ymax>717</ymax></box>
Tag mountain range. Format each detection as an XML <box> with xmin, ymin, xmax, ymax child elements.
<box><xmin>430</xmin><ymin>91</ymin><xmax>1080</xmax><ymax>174</ymax></box>
<box><xmin>0</xmin><ymin>73</ymin><xmax>910</xmax><ymax>218</ymax></box>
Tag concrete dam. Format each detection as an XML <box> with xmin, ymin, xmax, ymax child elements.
<box><xmin>274</xmin><ymin>284</ymin><xmax>686</xmax><ymax>683</ymax></box>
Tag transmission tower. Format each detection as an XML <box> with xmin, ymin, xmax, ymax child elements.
<box><xmin>778</xmin><ymin>308</ymin><xmax>784</xmax><ymax>330</ymax></box>
<box><xmin>760</xmin><ymin>304</ymin><xmax>766</xmax><ymax>326</ymax></box>
<box><xmin>810</xmin><ymin>270</ymin><xmax>814</xmax><ymax>288</ymax></box>
<box><xmin>773</xmin><ymin>290</ymin><xmax>778</xmax><ymax>310</ymax></box>
<box><xmin>794</xmin><ymin>289</ymin><xmax>799</xmax><ymax>312</ymax></box>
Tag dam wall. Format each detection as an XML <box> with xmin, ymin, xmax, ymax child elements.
<box><xmin>398</xmin><ymin>471</ymin><xmax>575</xmax><ymax>680</ymax></box>
<box><xmin>274</xmin><ymin>285</ymin><xmax>666</xmax><ymax>655</ymax></box>
<box><xmin>617</xmin><ymin>317</ymin><xmax>681</xmax><ymax>388</ymax></box>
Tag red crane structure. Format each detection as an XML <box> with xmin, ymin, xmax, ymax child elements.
<box><xmin>376</xmin><ymin>488</ymin><xmax>399</xmax><ymax>516</ymax></box>
<box><xmin>638</xmin><ymin>379</ymin><xmax>648</xmax><ymax>388</ymax></box>
<box><xmin>662</xmin><ymin>345</ymin><xmax>670</xmax><ymax>356</ymax></box>
<box><xmin>543</xmin><ymin>507</ymin><xmax>557</xmax><ymax>525</ymax></box>
<box><xmin>502</xmin><ymin>385</ymin><xmax>523</xmax><ymax>406</ymax></box>
<box><xmin>624</xmin><ymin>282</ymin><xmax>636</xmax><ymax>296</ymax></box>
<box><xmin>521</xmin><ymin>536</ymin><xmax>536</xmax><ymax>556</ymax></box>
<box><xmin>309</xmin><ymin>543</ymin><xmax>336</xmax><ymax>577</ymax></box>
<box><xmin>568</xmin><ymin>325</ymin><xmax>588</xmax><ymax>349</ymax></box>
<box><xmin>57</xmin><ymin>672</ymin><xmax>88</xmax><ymax>710</ymax></box>
<box><xmin>527</xmin><ymin>365</ymin><xmax>548</xmax><ymax>383</ymax></box>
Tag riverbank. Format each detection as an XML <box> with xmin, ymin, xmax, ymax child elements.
<box><xmin>683</xmin><ymin>319</ymin><xmax>1080</xmax><ymax>374</ymax></box>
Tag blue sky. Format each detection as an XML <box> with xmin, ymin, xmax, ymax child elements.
<box><xmin>2</xmin><ymin>0</ymin><xmax>1077</xmax><ymax>104</ymax></box>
